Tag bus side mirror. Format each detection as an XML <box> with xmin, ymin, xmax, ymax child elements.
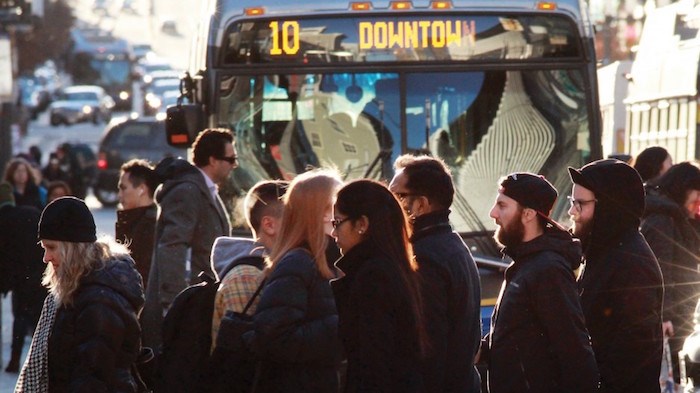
<box><xmin>165</xmin><ymin>103</ymin><xmax>205</xmax><ymax>147</ymax></box>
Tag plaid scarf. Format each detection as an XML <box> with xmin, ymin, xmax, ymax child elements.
<box><xmin>14</xmin><ymin>295</ymin><xmax>57</xmax><ymax>393</ymax></box>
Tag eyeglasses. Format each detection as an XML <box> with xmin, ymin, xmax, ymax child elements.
<box><xmin>567</xmin><ymin>196</ymin><xmax>597</xmax><ymax>212</ymax></box>
<box><xmin>216</xmin><ymin>155</ymin><xmax>238</xmax><ymax>165</ymax></box>
<box><xmin>331</xmin><ymin>217</ymin><xmax>352</xmax><ymax>228</ymax></box>
<box><xmin>395</xmin><ymin>192</ymin><xmax>419</xmax><ymax>202</ymax></box>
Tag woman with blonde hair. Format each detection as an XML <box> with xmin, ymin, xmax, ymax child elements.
<box><xmin>237</xmin><ymin>169</ymin><xmax>343</xmax><ymax>393</ymax></box>
<box><xmin>14</xmin><ymin>197</ymin><xmax>146</xmax><ymax>393</ymax></box>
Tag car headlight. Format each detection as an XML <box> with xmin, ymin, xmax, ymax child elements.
<box><xmin>148</xmin><ymin>97</ymin><xmax>162</xmax><ymax>108</ymax></box>
<box><xmin>82</xmin><ymin>106</ymin><xmax>93</xmax><ymax>114</ymax></box>
<box><xmin>119</xmin><ymin>91</ymin><xmax>130</xmax><ymax>100</ymax></box>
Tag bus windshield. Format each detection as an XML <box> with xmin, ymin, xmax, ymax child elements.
<box><xmin>219</xmin><ymin>68</ymin><xmax>591</xmax><ymax>254</ymax></box>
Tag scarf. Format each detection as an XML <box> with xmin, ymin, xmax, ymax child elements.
<box><xmin>14</xmin><ymin>295</ymin><xmax>57</xmax><ymax>393</ymax></box>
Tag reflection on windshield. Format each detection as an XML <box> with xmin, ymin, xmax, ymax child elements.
<box><xmin>73</xmin><ymin>58</ymin><xmax>130</xmax><ymax>86</ymax></box>
<box><xmin>220</xmin><ymin>69</ymin><xmax>589</xmax><ymax>240</ymax></box>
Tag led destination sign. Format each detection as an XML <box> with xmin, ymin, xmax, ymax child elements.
<box><xmin>224</xmin><ymin>15</ymin><xmax>580</xmax><ymax>64</ymax></box>
<box><xmin>269</xmin><ymin>19</ymin><xmax>476</xmax><ymax>55</ymax></box>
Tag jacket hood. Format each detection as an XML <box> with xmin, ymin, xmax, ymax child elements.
<box><xmin>504</xmin><ymin>227</ymin><xmax>583</xmax><ymax>270</ymax></box>
<box><xmin>82</xmin><ymin>256</ymin><xmax>145</xmax><ymax>311</ymax></box>
<box><xmin>210</xmin><ymin>236</ymin><xmax>266</xmax><ymax>280</ymax></box>
<box><xmin>153</xmin><ymin>157</ymin><xmax>203</xmax><ymax>202</ymax></box>
<box><xmin>568</xmin><ymin>159</ymin><xmax>645</xmax><ymax>257</ymax></box>
<box><xmin>643</xmin><ymin>188</ymin><xmax>687</xmax><ymax>220</ymax></box>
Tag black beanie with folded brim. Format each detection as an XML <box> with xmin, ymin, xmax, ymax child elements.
<box><xmin>39</xmin><ymin>196</ymin><xmax>97</xmax><ymax>242</ymax></box>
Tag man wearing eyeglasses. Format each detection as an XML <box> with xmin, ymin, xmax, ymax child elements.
<box><xmin>568</xmin><ymin>159</ymin><xmax>663</xmax><ymax>393</ymax></box>
<box><xmin>142</xmin><ymin>128</ymin><xmax>236</xmax><ymax>352</ymax></box>
<box><xmin>389</xmin><ymin>155</ymin><xmax>482</xmax><ymax>393</ymax></box>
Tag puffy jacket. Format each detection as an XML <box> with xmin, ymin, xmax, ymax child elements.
<box><xmin>48</xmin><ymin>256</ymin><xmax>145</xmax><ymax>393</ymax></box>
<box><xmin>246</xmin><ymin>247</ymin><xmax>341</xmax><ymax>393</ymax></box>
<box><xmin>488</xmin><ymin>229</ymin><xmax>599</xmax><ymax>393</ymax></box>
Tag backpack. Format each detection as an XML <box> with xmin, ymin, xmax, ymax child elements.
<box><xmin>157</xmin><ymin>255</ymin><xmax>264</xmax><ymax>393</ymax></box>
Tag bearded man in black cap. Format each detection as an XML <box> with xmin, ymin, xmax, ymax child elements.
<box><xmin>484</xmin><ymin>172</ymin><xmax>599</xmax><ymax>393</ymax></box>
<box><xmin>568</xmin><ymin>159</ymin><xmax>663</xmax><ymax>393</ymax></box>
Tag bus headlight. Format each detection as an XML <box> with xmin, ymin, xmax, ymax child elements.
<box><xmin>82</xmin><ymin>106</ymin><xmax>93</xmax><ymax>114</ymax></box>
<box><xmin>119</xmin><ymin>91</ymin><xmax>130</xmax><ymax>100</ymax></box>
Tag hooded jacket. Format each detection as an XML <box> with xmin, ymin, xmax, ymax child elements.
<box><xmin>642</xmin><ymin>189</ymin><xmax>700</xmax><ymax>342</ymax></box>
<box><xmin>570</xmin><ymin>159</ymin><xmax>663</xmax><ymax>393</ymax></box>
<box><xmin>142</xmin><ymin>158</ymin><xmax>231</xmax><ymax>350</ymax></box>
<box><xmin>488</xmin><ymin>229</ymin><xmax>599</xmax><ymax>393</ymax></box>
<box><xmin>48</xmin><ymin>256</ymin><xmax>145</xmax><ymax>393</ymax></box>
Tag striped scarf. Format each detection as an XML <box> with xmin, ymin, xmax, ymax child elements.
<box><xmin>14</xmin><ymin>295</ymin><xmax>57</xmax><ymax>393</ymax></box>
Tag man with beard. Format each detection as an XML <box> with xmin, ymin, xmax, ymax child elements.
<box><xmin>568</xmin><ymin>159</ymin><xmax>663</xmax><ymax>393</ymax></box>
<box><xmin>484</xmin><ymin>172</ymin><xmax>599</xmax><ymax>393</ymax></box>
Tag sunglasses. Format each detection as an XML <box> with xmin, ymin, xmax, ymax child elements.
<box><xmin>216</xmin><ymin>155</ymin><xmax>238</xmax><ymax>165</ymax></box>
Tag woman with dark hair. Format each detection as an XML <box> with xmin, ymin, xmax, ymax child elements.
<box><xmin>633</xmin><ymin>146</ymin><xmax>672</xmax><ymax>184</ymax></box>
<box><xmin>641</xmin><ymin>161</ymin><xmax>700</xmax><ymax>385</ymax></box>
<box><xmin>331</xmin><ymin>179</ymin><xmax>429</xmax><ymax>392</ymax></box>
<box><xmin>4</xmin><ymin>157</ymin><xmax>47</xmax><ymax>210</ymax></box>
<box><xmin>14</xmin><ymin>197</ymin><xmax>146</xmax><ymax>393</ymax></box>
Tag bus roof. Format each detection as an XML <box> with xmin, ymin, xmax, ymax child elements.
<box><xmin>213</xmin><ymin>0</ymin><xmax>588</xmax><ymax>21</ymax></box>
<box><xmin>206</xmin><ymin>0</ymin><xmax>593</xmax><ymax>49</ymax></box>
<box><xmin>70</xmin><ymin>27</ymin><xmax>132</xmax><ymax>55</ymax></box>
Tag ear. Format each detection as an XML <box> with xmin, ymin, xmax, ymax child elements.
<box><xmin>260</xmin><ymin>216</ymin><xmax>277</xmax><ymax>236</ymax></box>
<box><xmin>521</xmin><ymin>208</ymin><xmax>538</xmax><ymax>225</ymax></box>
<box><xmin>354</xmin><ymin>215</ymin><xmax>370</xmax><ymax>235</ymax></box>
<box><xmin>414</xmin><ymin>195</ymin><xmax>431</xmax><ymax>216</ymax></box>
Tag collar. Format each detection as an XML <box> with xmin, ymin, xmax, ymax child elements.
<box><xmin>411</xmin><ymin>209</ymin><xmax>452</xmax><ymax>241</ymax></box>
<box><xmin>196</xmin><ymin>166</ymin><xmax>218</xmax><ymax>197</ymax></box>
<box><xmin>335</xmin><ymin>239</ymin><xmax>376</xmax><ymax>276</ymax></box>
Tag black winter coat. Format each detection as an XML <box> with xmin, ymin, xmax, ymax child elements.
<box><xmin>579</xmin><ymin>229</ymin><xmax>663</xmax><ymax>393</ymax></box>
<box><xmin>332</xmin><ymin>240</ymin><xmax>424</xmax><ymax>393</ymax></box>
<box><xmin>48</xmin><ymin>257</ymin><xmax>145</xmax><ymax>393</ymax></box>
<box><xmin>410</xmin><ymin>210</ymin><xmax>482</xmax><ymax>393</ymax></box>
<box><xmin>642</xmin><ymin>191</ymin><xmax>700</xmax><ymax>332</ymax></box>
<box><xmin>246</xmin><ymin>247</ymin><xmax>341</xmax><ymax>393</ymax></box>
<box><xmin>488</xmin><ymin>229</ymin><xmax>599</xmax><ymax>393</ymax></box>
<box><xmin>116</xmin><ymin>204</ymin><xmax>157</xmax><ymax>288</ymax></box>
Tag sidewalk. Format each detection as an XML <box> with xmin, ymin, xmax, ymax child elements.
<box><xmin>1</xmin><ymin>293</ymin><xmax>26</xmax><ymax>392</ymax></box>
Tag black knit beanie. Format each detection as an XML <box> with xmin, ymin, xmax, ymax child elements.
<box><xmin>39</xmin><ymin>197</ymin><xmax>97</xmax><ymax>242</ymax></box>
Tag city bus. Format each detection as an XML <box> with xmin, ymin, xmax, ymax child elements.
<box><xmin>66</xmin><ymin>27</ymin><xmax>134</xmax><ymax>110</ymax></box>
<box><xmin>167</xmin><ymin>0</ymin><xmax>603</xmax><ymax>329</ymax></box>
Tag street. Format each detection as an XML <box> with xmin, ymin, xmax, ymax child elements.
<box><xmin>1</xmin><ymin>0</ymin><xmax>195</xmax><ymax>388</ymax></box>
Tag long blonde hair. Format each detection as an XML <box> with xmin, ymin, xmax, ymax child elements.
<box><xmin>267</xmin><ymin>169</ymin><xmax>342</xmax><ymax>279</ymax></box>
<box><xmin>42</xmin><ymin>236</ymin><xmax>130</xmax><ymax>306</ymax></box>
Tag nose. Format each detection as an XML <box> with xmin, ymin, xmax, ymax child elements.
<box><xmin>489</xmin><ymin>205</ymin><xmax>498</xmax><ymax>220</ymax></box>
<box><xmin>567</xmin><ymin>203</ymin><xmax>577</xmax><ymax>218</ymax></box>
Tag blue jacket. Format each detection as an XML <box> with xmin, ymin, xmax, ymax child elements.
<box><xmin>411</xmin><ymin>210</ymin><xmax>482</xmax><ymax>393</ymax></box>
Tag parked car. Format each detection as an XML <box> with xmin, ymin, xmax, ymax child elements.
<box><xmin>94</xmin><ymin>116</ymin><xmax>186</xmax><ymax>206</ymax></box>
<box><xmin>49</xmin><ymin>85</ymin><xmax>115</xmax><ymax>126</ymax></box>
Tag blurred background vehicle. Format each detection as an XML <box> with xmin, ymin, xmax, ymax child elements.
<box><xmin>143</xmin><ymin>77</ymin><xmax>179</xmax><ymax>115</ymax></box>
<box><xmin>66</xmin><ymin>26</ymin><xmax>135</xmax><ymax>110</ymax></box>
<box><xmin>94</xmin><ymin>116</ymin><xmax>186</xmax><ymax>206</ymax></box>
<box><xmin>49</xmin><ymin>85</ymin><xmax>115</xmax><ymax>126</ymax></box>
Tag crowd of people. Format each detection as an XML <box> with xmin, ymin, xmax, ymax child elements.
<box><xmin>2</xmin><ymin>128</ymin><xmax>700</xmax><ymax>393</ymax></box>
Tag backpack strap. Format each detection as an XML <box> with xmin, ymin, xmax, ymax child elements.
<box><xmin>242</xmin><ymin>278</ymin><xmax>266</xmax><ymax>316</ymax></box>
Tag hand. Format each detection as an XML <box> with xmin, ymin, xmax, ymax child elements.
<box><xmin>662</xmin><ymin>320</ymin><xmax>674</xmax><ymax>337</ymax></box>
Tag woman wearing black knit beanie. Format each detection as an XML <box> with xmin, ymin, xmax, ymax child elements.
<box><xmin>14</xmin><ymin>197</ymin><xmax>147</xmax><ymax>393</ymax></box>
